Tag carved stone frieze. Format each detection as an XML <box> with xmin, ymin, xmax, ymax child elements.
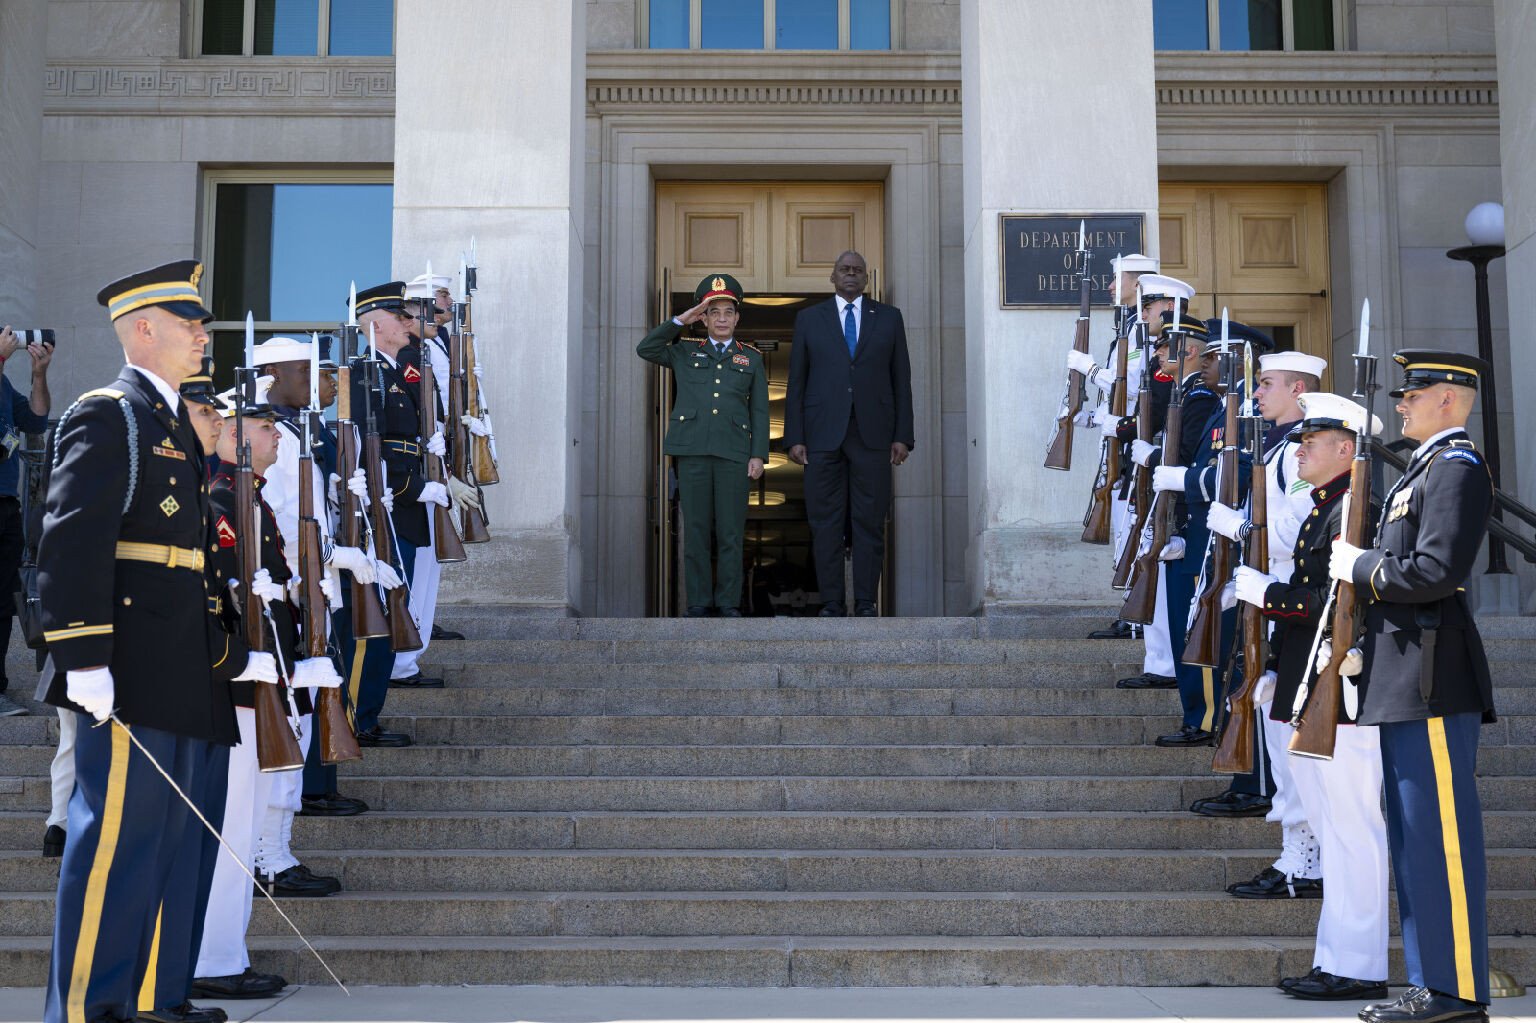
<box><xmin>44</xmin><ymin>59</ymin><xmax>394</xmax><ymax>114</ymax></box>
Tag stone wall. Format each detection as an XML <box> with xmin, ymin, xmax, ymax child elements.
<box><xmin>1354</xmin><ymin>0</ymin><xmax>1495</xmax><ymax>51</ymax></box>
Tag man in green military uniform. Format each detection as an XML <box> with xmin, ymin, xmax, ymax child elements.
<box><xmin>639</xmin><ymin>274</ymin><xmax>769</xmax><ymax>617</ymax></box>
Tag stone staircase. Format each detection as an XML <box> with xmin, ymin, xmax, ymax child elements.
<box><xmin>1</xmin><ymin>609</ymin><xmax>1533</xmax><ymax>987</ymax></box>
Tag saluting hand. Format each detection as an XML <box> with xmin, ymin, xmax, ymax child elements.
<box><xmin>676</xmin><ymin>299</ymin><xmax>714</xmax><ymax>326</ymax></box>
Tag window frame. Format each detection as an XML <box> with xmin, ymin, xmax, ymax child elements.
<box><xmin>638</xmin><ymin>0</ymin><xmax>900</xmax><ymax>50</ymax></box>
<box><xmin>199</xmin><ymin>168</ymin><xmax>396</xmax><ymax>348</ymax></box>
<box><xmin>1157</xmin><ymin>0</ymin><xmax>1344</xmax><ymax>51</ymax></box>
<box><xmin>192</xmin><ymin>0</ymin><xmax>398</xmax><ymax>58</ymax></box>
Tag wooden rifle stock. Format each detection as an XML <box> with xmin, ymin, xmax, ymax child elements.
<box><xmin>1213</xmin><ymin>417</ymin><xmax>1270</xmax><ymax>774</ymax></box>
<box><xmin>1044</xmin><ymin>311</ymin><xmax>1091</xmax><ymax>471</ymax></box>
<box><xmin>235</xmin><ymin>427</ymin><xmax>304</xmax><ymax>773</ymax></box>
<box><xmin>1113</xmin><ymin>326</ymin><xmax>1155</xmax><ymax>590</ymax></box>
<box><xmin>463</xmin><ymin>313</ymin><xmax>499</xmax><ymax>486</ymax></box>
<box><xmin>1120</xmin><ymin>397</ymin><xmax>1183</xmax><ymax>624</ymax></box>
<box><xmin>448</xmin><ymin>324</ymin><xmax>490</xmax><ymax>544</ymax></box>
<box><xmin>296</xmin><ymin>411</ymin><xmax>361</xmax><ymax>765</ymax></box>
<box><xmin>420</xmin><ymin>353</ymin><xmax>468</xmax><ymax>563</ymax></box>
<box><xmin>1184</xmin><ymin>362</ymin><xmax>1242</xmax><ymax>668</ymax></box>
<box><xmin>335</xmin><ymin>369</ymin><xmax>389</xmax><ymax>639</ymax></box>
<box><xmin>361</xmin><ymin>364</ymin><xmax>423</xmax><ymax>655</ymax></box>
<box><xmin>1082</xmin><ymin>310</ymin><xmax>1131</xmax><ymax>544</ymax></box>
<box><xmin>1290</xmin><ymin>464</ymin><xmax>1368</xmax><ymax>760</ymax></box>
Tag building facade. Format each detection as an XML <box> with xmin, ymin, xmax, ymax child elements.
<box><xmin>2</xmin><ymin>0</ymin><xmax>1531</xmax><ymax>616</ymax></box>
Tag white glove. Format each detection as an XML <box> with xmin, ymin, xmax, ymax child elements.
<box><xmin>285</xmin><ymin>574</ymin><xmax>305</xmax><ymax>603</ymax></box>
<box><xmin>1100</xmin><ymin>418</ymin><xmax>1122</xmax><ymax>443</ymax></box>
<box><xmin>1341</xmin><ymin>646</ymin><xmax>1364</xmax><ymax>678</ymax></box>
<box><xmin>1158</xmin><ymin>536</ymin><xmax>1186</xmax><ymax>562</ymax></box>
<box><xmin>1234</xmin><ymin>565</ymin><xmax>1276</xmax><ymax>607</ymax></box>
<box><xmin>373</xmin><ymin>559</ymin><xmax>403</xmax><ymax>590</ymax></box>
<box><xmin>66</xmin><ymin>667</ymin><xmax>114</xmax><ymax>722</ymax></box>
<box><xmin>1072</xmin><ymin>407</ymin><xmax>1096</xmax><ymax>428</ymax></box>
<box><xmin>447</xmin><ymin>476</ymin><xmax>483</xmax><ymax>513</ymax></box>
<box><xmin>461</xmin><ymin>414</ymin><xmax>491</xmax><ymax>438</ymax></box>
<box><xmin>1131</xmin><ymin>439</ymin><xmax>1158</xmax><ymax>466</ymax></box>
<box><xmin>293</xmin><ymin>656</ymin><xmax>344</xmax><ymax>689</ymax></box>
<box><xmin>380</xmin><ymin>483</ymin><xmax>395</xmax><ymax>513</ymax></box>
<box><xmin>250</xmin><ymin>567</ymin><xmax>286</xmax><ymax>605</ymax></box>
<box><xmin>1220</xmin><ymin>581</ymin><xmax>1236</xmax><ymax>612</ymax></box>
<box><xmin>418</xmin><ymin>481</ymin><xmax>450</xmax><ymax>507</ymax></box>
<box><xmin>1152</xmin><ymin>465</ymin><xmax>1187</xmax><ymax>493</ymax></box>
<box><xmin>346</xmin><ymin>468</ymin><xmax>370</xmax><ymax>507</ymax></box>
<box><xmin>427</xmin><ymin>431</ymin><xmax>447</xmax><ymax>458</ymax></box>
<box><xmin>472</xmin><ymin>363</ymin><xmax>484</xmax><ymax>381</ymax></box>
<box><xmin>1066</xmin><ymin>350</ymin><xmax>1096</xmax><ymax>377</ymax></box>
<box><xmin>232</xmin><ymin>651</ymin><xmax>279</xmax><ymax>684</ymax></box>
<box><xmin>319</xmin><ymin>572</ymin><xmax>338</xmax><ymax>606</ymax></box>
<box><xmin>1206</xmin><ymin>502</ymin><xmax>1247</xmax><ymax>542</ymax></box>
<box><xmin>327</xmin><ymin>472</ymin><xmax>341</xmax><ymax>506</ymax></box>
<box><xmin>1330</xmin><ymin>540</ymin><xmax>1366</xmax><ymax>583</ymax></box>
<box><xmin>1315</xmin><ymin>638</ymin><xmax>1333</xmax><ymax>675</ymax></box>
<box><xmin>329</xmin><ymin>545</ymin><xmax>376</xmax><ymax>584</ymax></box>
<box><xmin>1252</xmin><ymin>670</ymin><xmax>1277</xmax><ymax>708</ymax></box>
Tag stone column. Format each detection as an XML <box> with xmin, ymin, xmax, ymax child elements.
<box><xmin>1494</xmin><ymin>0</ymin><xmax>1536</xmax><ymax>611</ymax></box>
<box><xmin>393</xmin><ymin>0</ymin><xmax>585</xmax><ymax>612</ymax></box>
<box><xmin>961</xmin><ymin>0</ymin><xmax>1159</xmax><ymax>609</ymax></box>
<box><xmin>0</xmin><ymin>0</ymin><xmax>46</xmax><ymax>325</ymax></box>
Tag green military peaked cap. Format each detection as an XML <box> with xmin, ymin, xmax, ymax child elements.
<box><xmin>694</xmin><ymin>274</ymin><xmax>744</xmax><ymax>305</ymax></box>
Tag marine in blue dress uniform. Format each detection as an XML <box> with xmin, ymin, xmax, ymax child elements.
<box><xmin>1330</xmin><ymin>350</ymin><xmax>1497</xmax><ymax>1023</ymax></box>
<box><xmin>39</xmin><ymin>261</ymin><xmax>239</xmax><ymax>1023</ymax></box>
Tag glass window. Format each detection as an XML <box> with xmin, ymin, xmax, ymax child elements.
<box><xmin>649</xmin><ymin>0</ymin><xmax>689</xmax><ymax>47</ymax></box>
<box><xmin>776</xmin><ymin>0</ymin><xmax>836</xmax><ymax>49</ymax></box>
<box><xmin>1218</xmin><ymin>0</ymin><xmax>1282</xmax><ymax>50</ymax></box>
<box><xmin>202</xmin><ymin>0</ymin><xmax>244</xmax><ymax>54</ymax></box>
<box><xmin>1153</xmin><ymin>0</ymin><xmax>1210</xmax><ymax>50</ymax></box>
<box><xmin>1292</xmin><ymin>0</ymin><xmax>1336</xmax><ymax>49</ymax></box>
<box><xmin>849</xmin><ymin>0</ymin><xmax>890</xmax><ymax>49</ymax></box>
<box><xmin>254</xmin><ymin>0</ymin><xmax>319</xmax><ymax>56</ymax></box>
<box><xmin>328</xmin><ymin>0</ymin><xmax>393</xmax><ymax>55</ymax></box>
<box><xmin>701</xmin><ymin>0</ymin><xmax>763</xmax><ymax>48</ymax></box>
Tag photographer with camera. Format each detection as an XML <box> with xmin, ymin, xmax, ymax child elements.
<box><xmin>0</xmin><ymin>325</ymin><xmax>52</xmax><ymax>717</ymax></box>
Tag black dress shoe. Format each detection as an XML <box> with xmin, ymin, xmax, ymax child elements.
<box><xmin>1115</xmin><ymin>672</ymin><xmax>1177</xmax><ymax>689</ymax></box>
<box><xmin>1362</xmin><ymin>989</ymin><xmax>1427</xmax><ymax>1021</ymax></box>
<box><xmin>1281</xmin><ymin>966</ymin><xmax>1325</xmax><ymax>992</ymax></box>
<box><xmin>1154</xmin><ymin>725</ymin><xmax>1214</xmax><ymax>747</ymax></box>
<box><xmin>818</xmin><ymin>602</ymin><xmax>846</xmax><ymax>617</ymax></box>
<box><xmin>1361</xmin><ymin>988</ymin><xmax>1486</xmax><ymax>1023</ymax></box>
<box><xmin>355</xmin><ymin>726</ymin><xmax>411</xmax><ymax>748</ymax></box>
<box><xmin>191</xmin><ymin>967</ymin><xmax>288</xmax><ymax>1000</ymax></box>
<box><xmin>43</xmin><ymin>824</ymin><xmax>65</xmax><ymax>858</ymax></box>
<box><xmin>1088</xmin><ymin>620</ymin><xmax>1139</xmax><ymax>639</ymax></box>
<box><xmin>854</xmin><ymin>602</ymin><xmax>878</xmax><ymax>617</ymax></box>
<box><xmin>430</xmin><ymin>623</ymin><xmax>465</xmax><ymax>640</ymax></box>
<box><xmin>719</xmin><ymin>607</ymin><xmax>742</xmax><ymax>618</ymax></box>
<box><xmin>685</xmin><ymin>605</ymin><xmax>711</xmax><ymax>618</ymax></box>
<box><xmin>389</xmin><ymin>672</ymin><xmax>445</xmax><ymax>688</ymax></box>
<box><xmin>1227</xmin><ymin>865</ymin><xmax>1323</xmax><ymax>899</ymax></box>
<box><xmin>1189</xmin><ymin>790</ymin><xmax>1272</xmax><ymax>817</ymax></box>
<box><xmin>137</xmin><ymin>1002</ymin><xmax>227</xmax><ymax>1023</ymax></box>
<box><xmin>1283</xmin><ymin>971</ymin><xmax>1388</xmax><ymax>1001</ymax></box>
<box><xmin>299</xmin><ymin>791</ymin><xmax>369</xmax><ymax>817</ymax></box>
<box><xmin>256</xmin><ymin>863</ymin><xmax>341</xmax><ymax>898</ymax></box>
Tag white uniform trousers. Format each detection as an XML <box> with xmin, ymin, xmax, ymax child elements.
<box><xmin>391</xmin><ymin>514</ymin><xmax>440</xmax><ymax>679</ymax></box>
<box><xmin>254</xmin><ymin>711</ymin><xmax>310</xmax><ymax>875</ymax></box>
<box><xmin>1288</xmin><ymin>723</ymin><xmax>1389</xmax><ymax>982</ymax></box>
<box><xmin>1260</xmin><ymin>704</ymin><xmax>1320</xmax><ymax>879</ymax></box>
<box><xmin>195</xmin><ymin>707</ymin><xmax>274</xmax><ymax>979</ymax></box>
<box><xmin>1142</xmin><ymin>565</ymin><xmax>1175</xmax><ymax>677</ymax></box>
<box><xmin>47</xmin><ymin>708</ymin><xmax>77</xmax><ymax>830</ymax></box>
<box><xmin>1110</xmin><ymin>492</ymin><xmax>1132</xmax><ymax>563</ymax></box>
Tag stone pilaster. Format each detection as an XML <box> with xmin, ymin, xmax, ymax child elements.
<box><xmin>0</xmin><ymin>0</ymin><xmax>46</xmax><ymax>325</ymax></box>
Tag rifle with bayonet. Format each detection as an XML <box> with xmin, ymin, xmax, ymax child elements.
<box><xmin>1044</xmin><ymin>222</ymin><xmax>1092</xmax><ymax>471</ymax></box>
<box><xmin>415</xmin><ymin>300</ymin><xmax>470</xmax><ymax>562</ymax></box>
<box><xmin>1120</xmin><ymin>313</ymin><xmax>1191</xmax><ymax>624</ymax></box>
<box><xmin>1212</xmin><ymin>355</ymin><xmax>1270</xmax><ymax>774</ymax></box>
<box><xmin>448</xmin><ymin>293</ymin><xmax>490</xmax><ymax>544</ymax></box>
<box><xmin>1112</xmin><ymin>316</ymin><xmax>1154</xmax><ymax>590</ymax></box>
<box><xmin>462</xmin><ymin>245</ymin><xmax>499</xmax><ymax>486</ymax></box>
<box><xmin>360</xmin><ymin>336</ymin><xmax>423</xmax><ymax>654</ymax></box>
<box><xmin>334</xmin><ymin>357</ymin><xmax>390</xmax><ymax>640</ymax></box>
<box><xmin>1290</xmin><ymin>300</ymin><xmax>1377</xmax><ymax>761</ymax></box>
<box><xmin>1082</xmin><ymin>303</ymin><xmax>1130</xmax><ymax>544</ymax></box>
<box><xmin>1185</xmin><ymin>326</ymin><xmax>1242</xmax><ymax>667</ymax></box>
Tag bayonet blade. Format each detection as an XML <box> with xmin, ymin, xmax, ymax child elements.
<box><xmin>1357</xmin><ymin>298</ymin><xmax>1370</xmax><ymax>359</ymax></box>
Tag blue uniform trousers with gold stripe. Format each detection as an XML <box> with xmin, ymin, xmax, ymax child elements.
<box><xmin>46</xmin><ymin>716</ymin><xmax>202</xmax><ymax>1023</ymax></box>
<box><xmin>137</xmin><ymin>740</ymin><xmax>227</xmax><ymax>1014</ymax></box>
<box><xmin>1380</xmin><ymin>712</ymin><xmax>1489</xmax><ymax>1005</ymax></box>
<box><xmin>351</xmin><ymin>541</ymin><xmax>416</xmax><ymax>736</ymax></box>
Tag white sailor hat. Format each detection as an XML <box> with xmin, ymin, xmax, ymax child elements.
<box><xmin>1288</xmin><ymin>392</ymin><xmax>1383</xmax><ymax>439</ymax></box>
<box><xmin>1136</xmin><ymin>274</ymin><xmax>1195</xmax><ymax>304</ymax></box>
<box><xmin>1111</xmin><ymin>253</ymin><xmax>1160</xmax><ymax>275</ymax></box>
<box><xmin>212</xmin><ymin>387</ymin><xmax>281</xmax><ymax>421</ymax></box>
<box><xmin>251</xmin><ymin>335</ymin><xmax>313</xmax><ymax>366</ymax></box>
<box><xmin>1260</xmin><ymin>351</ymin><xmax>1328</xmax><ymax>378</ymax></box>
<box><xmin>405</xmin><ymin>274</ymin><xmax>453</xmax><ymax>300</ymax></box>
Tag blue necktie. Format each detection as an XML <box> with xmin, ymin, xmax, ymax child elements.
<box><xmin>843</xmin><ymin>303</ymin><xmax>857</xmax><ymax>358</ymax></box>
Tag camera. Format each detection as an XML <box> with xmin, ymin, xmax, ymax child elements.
<box><xmin>9</xmin><ymin>329</ymin><xmax>55</xmax><ymax>347</ymax></box>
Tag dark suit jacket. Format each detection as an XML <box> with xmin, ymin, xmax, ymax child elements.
<box><xmin>784</xmin><ymin>296</ymin><xmax>914</xmax><ymax>452</ymax></box>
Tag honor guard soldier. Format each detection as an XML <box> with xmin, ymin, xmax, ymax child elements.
<box><xmin>40</xmin><ymin>260</ymin><xmax>240</xmax><ymax>1023</ymax></box>
<box><xmin>638</xmin><ymin>274</ymin><xmax>769</xmax><ymax>616</ymax></box>
<box><xmin>1330</xmin><ymin>351</ymin><xmax>1497</xmax><ymax>1023</ymax></box>
<box><xmin>1233</xmin><ymin>392</ymin><xmax>1390</xmax><ymax>1000</ymax></box>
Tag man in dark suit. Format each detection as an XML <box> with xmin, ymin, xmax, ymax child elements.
<box><xmin>784</xmin><ymin>251</ymin><xmax>914</xmax><ymax>617</ymax></box>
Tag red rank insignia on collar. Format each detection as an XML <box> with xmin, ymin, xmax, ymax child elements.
<box><xmin>402</xmin><ymin>364</ymin><xmax>422</xmax><ymax>384</ymax></box>
<box><xmin>216</xmin><ymin>515</ymin><xmax>237</xmax><ymax>548</ymax></box>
